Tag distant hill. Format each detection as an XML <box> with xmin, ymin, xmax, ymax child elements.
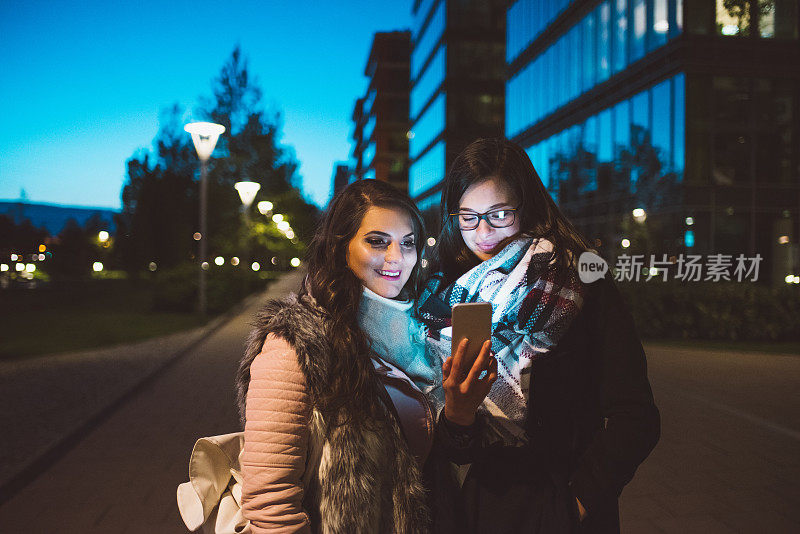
<box><xmin>0</xmin><ymin>201</ymin><xmax>118</xmax><ymax>236</ymax></box>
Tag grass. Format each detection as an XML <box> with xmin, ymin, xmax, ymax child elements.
<box><xmin>0</xmin><ymin>278</ymin><xmax>208</xmax><ymax>360</ymax></box>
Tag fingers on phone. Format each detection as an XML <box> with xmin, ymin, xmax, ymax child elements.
<box><xmin>442</xmin><ymin>356</ymin><xmax>452</xmax><ymax>379</ymax></box>
<box><xmin>451</xmin><ymin>337</ymin><xmax>469</xmax><ymax>377</ymax></box>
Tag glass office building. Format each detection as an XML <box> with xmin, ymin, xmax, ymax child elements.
<box><xmin>351</xmin><ymin>32</ymin><xmax>412</xmax><ymax>193</ymax></box>
<box><xmin>507</xmin><ymin>0</ymin><xmax>800</xmax><ymax>282</ymax></box>
<box><xmin>409</xmin><ymin>0</ymin><xmax>507</xmax><ymax>229</ymax></box>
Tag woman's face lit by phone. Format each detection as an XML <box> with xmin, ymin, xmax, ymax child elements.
<box><xmin>458</xmin><ymin>177</ymin><xmax>521</xmax><ymax>261</ymax></box>
<box><xmin>347</xmin><ymin>206</ymin><xmax>417</xmax><ymax>299</ymax></box>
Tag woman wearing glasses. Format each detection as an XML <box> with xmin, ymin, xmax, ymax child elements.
<box><xmin>419</xmin><ymin>138</ymin><xmax>660</xmax><ymax>533</ymax></box>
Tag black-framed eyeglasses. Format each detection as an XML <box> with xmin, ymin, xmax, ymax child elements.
<box><xmin>449</xmin><ymin>208</ymin><xmax>518</xmax><ymax>231</ymax></box>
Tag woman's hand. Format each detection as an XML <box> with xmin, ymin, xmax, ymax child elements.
<box><xmin>442</xmin><ymin>338</ymin><xmax>497</xmax><ymax>426</ymax></box>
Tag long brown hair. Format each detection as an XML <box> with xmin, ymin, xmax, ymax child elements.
<box><xmin>301</xmin><ymin>179</ymin><xmax>425</xmax><ymax>430</ymax></box>
<box><xmin>431</xmin><ymin>137</ymin><xmax>591</xmax><ymax>284</ymax></box>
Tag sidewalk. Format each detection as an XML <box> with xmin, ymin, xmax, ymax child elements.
<box><xmin>0</xmin><ymin>269</ymin><xmax>305</xmax><ymax>531</ymax></box>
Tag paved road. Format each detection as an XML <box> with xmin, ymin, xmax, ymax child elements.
<box><xmin>0</xmin><ymin>273</ymin><xmax>798</xmax><ymax>532</ymax></box>
<box><xmin>619</xmin><ymin>346</ymin><xmax>800</xmax><ymax>533</ymax></box>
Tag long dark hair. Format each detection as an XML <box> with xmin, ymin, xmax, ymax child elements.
<box><xmin>301</xmin><ymin>179</ymin><xmax>425</xmax><ymax>430</ymax></box>
<box><xmin>432</xmin><ymin>137</ymin><xmax>591</xmax><ymax>283</ymax></box>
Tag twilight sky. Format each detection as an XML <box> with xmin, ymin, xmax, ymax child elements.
<box><xmin>0</xmin><ymin>0</ymin><xmax>412</xmax><ymax>209</ymax></box>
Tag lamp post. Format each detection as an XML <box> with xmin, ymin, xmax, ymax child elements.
<box><xmin>235</xmin><ymin>181</ymin><xmax>261</xmax><ymax>292</ymax></box>
<box><xmin>185</xmin><ymin>121</ymin><xmax>225</xmax><ymax>315</ymax></box>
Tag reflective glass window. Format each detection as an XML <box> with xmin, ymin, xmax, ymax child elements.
<box><xmin>631</xmin><ymin>0</ymin><xmax>646</xmax><ymax>61</ymax></box>
<box><xmin>410</xmin><ymin>93</ymin><xmax>445</xmax><ymax>159</ymax></box>
<box><xmin>613</xmin><ymin>0</ymin><xmax>628</xmax><ymax>73</ymax></box>
<box><xmin>409</xmin><ymin>140</ymin><xmax>445</xmax><ymax>197</ymax></box>
<box><xmin>363</xmin><ymin>115</ymin><xmax>376</xmax><ymax>144</ymax></box>
<box><xmin>583</xmin><ymin>13</ymin><xmax>596</xmax><ymax>93</ymax></box>
<box><xmin>651</xmin><ymin>79</ymin><xmax>672</xmax><ymax>170</ymax></box>
<box><xmin>582</xmin><ymin>117</ymin><xmax>599</xmax><ymax>192</ymax></box>
<box><xmin>412</xmin><ymin>0</ymin><xmax>445</xmax><ymax>79</ymax></box>
<box><xmin>673</xmin><ymin>73</ymin><xmax>685</xmax><ymax>180</ymax></box>
<box><xmin>363</xmin><ymin>142</ymin><xmax>376</xmax><ymax>169</ymax></box>
<box><xmin>598</xmin><ymin>2</ymin><xmax>611</xmax><ymax>81</ymax></box>
<box><xmin>411</xmin><ymin>46</ymin><xmax>445</xmax><ymax>120</ymax></box>
<box><xmin>417</xmin><ymin>190</ymin><xmax>441</xmax><ymax>212</ymax></box>
<box><xmin>413</xmin><ymin>0</ymin><xmax>437</xmax><ymax>40</ymax></box>
<box><xmin>652</xmin><ymin>0</ymin><xmax>669</xmax><ymax>47</ymax></box>
<box><xmin>599</xmin><ymin>108</ymin><xmax>613</xmax><ymax>162</ymax></box>
<box><xmin>632</xmin><ymin>91</ymin><xmax>649</xmax><ymax>144</ymax></box>
<box><xmin>507</xmin><ymin>0</ymin><xmax>527</xmax><ymax>62</ymax></box>
<box><xmin>763</xmin><ymin>0</ymin><xmax>799</xmax><ymax>38</ymax></box>
<box><xmin>570</xmin><ymin>26</ymin><xmax>581</xmax><ymax>99</ymax></box>
<box><xmin>716</xmin><ymin>0</ymin><xmax>750</xmax><ymax>36</ymax></box>
<box><xmin>614</xmin><ymin>99</ymin><xmax>631</xmax><ymax>156</ymax></box>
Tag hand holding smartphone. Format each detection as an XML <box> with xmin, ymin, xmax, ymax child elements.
<box><xmin>451</xmin><ymin>302</ymin><xmax>492</xmax><ymax>371</ymax></box>
<box><xmin>444</xmin><ymin>302</ymin><xmax>496</xmax><ymax>426</ymax></box>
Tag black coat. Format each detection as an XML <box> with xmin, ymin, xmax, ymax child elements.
<box><xmin>428</xmin><ymin>277</ymin><xmax>660</xmax><ymax>533</ymax></box>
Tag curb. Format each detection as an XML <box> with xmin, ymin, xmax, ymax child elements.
<box><xmin>0</xmin><ymin>287</ymin><xmax>267</xmax><ymax>507</ymax></box>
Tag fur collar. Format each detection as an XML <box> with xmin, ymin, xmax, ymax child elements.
<box><xmin>236</xmin><ymin>294</ymin><xmax>430</xmax><ymax>533</ymax></box>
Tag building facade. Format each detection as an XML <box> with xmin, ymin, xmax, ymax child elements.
<box><xmin>409</xmin><ymin>0</ymin><xmax>507</xmax><ymax>229</ymax></box>
<box><xmin>350</xmin><ymin>32</ymin><xmax>412</xmax><ymax>193</ymax></box>
<box><xmin>507</xmin><ymin>0</ymin><xmax>800</xmax><ymax>282</ymax></box>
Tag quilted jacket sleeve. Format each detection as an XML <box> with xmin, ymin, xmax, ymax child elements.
<box><xmin>241</xmin><ymin>334</ymin><xmax>312</xmax><ymax>534</ymax></box>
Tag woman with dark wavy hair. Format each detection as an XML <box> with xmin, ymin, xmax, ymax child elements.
<box><xmin>235</xmin><ymin>179</ymin><xmax>453</xmax><ymax>533</ymax></box>
<box><xmin>419</xmin><ymin>138</ymin><xmax>660</xmax><ymax>533</ymax></box>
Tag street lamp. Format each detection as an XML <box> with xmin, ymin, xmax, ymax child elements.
<box><xmin>185</xmin><ymin>121</ymin><xmax>225</xmax><ymax>315</ymax></box>
<box><xmin>257</xmin><ymin>200</ymin><xmax>273</xmax><ymax>215</ymax></box>
<box><xmin>234</xmin><ymin>181</ymin><xmax>261</xmax><ymax>209</ymax></box>
<box><xmin>235</xmin><ymin>181</ymin><xmax>261</xmax><ymax>294</ymax></box>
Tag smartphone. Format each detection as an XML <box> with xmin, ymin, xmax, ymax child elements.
<box><xmin>451</xmin><ymin>302</ymin><xmax>492</xmax><ymax>371</ymax></box>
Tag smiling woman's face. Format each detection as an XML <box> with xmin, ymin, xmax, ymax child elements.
<box><xmin>346</xmin><ymin>205</ymin><xmax>417</xmax><ymax>299</ymax></box>
<box><xmin>458</xmin><ymin>177</ymin><xmax>521</xmax><ymax>261</ymax></box>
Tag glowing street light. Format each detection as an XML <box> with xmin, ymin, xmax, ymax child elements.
<box><xmin>185</xmin><ymin>121</ymin><xmax>225</xmax><ymax>315</ymax></box>
<box><xmin>251</xmin><ymin>262</ymin><xmax>260</xmax><ymax>271</ymax></box>
<box><xmin>234</xmin><ymin>181</ymin><xmax>261</xmax><ymax>209</ymax></box>
<box><xmin>257</xmin><ymin>200</ymin><xmax>273</xmax><ymax>215</ymax></box>
<box><xmin>272</xmin><ymin>214</ymin><xmax>284</xmax><ymax>223</ymax></box>
<box><xmin>93</xmin><ymin>262</ymin><xmax>104</xmax><ymax>272</ymax></box>
<box><xmin>214</xmin><ymin>256</ymin><xmax>225</xmax><ymax>266</ymax></box>
<box><xmin>290</xmin><ymin>257</ymin><xmax>301</xmax><ymax>268</ymax></box>
<box><xmin>98</xmin><ymin>231</ymin><xmax>109</xmax><ymax>243</ymax></box>
<box><xmin>184</xmin><ymin>122</ymin><xmax>225</xmax><ymax>160</ymax></box>
<box><xmin>632</xmin><ymin>208</ymin><xmax>647</xmax><ymax>224</ymax></box>
<box><xmin>277</xmin><ymin>220</ymin><xmax>290</xmax><ymax>232</ymax></box>
<box><xmin>621</xmin><ymin>238</ymin><xmax>631</xmax><ymax>249</ymax></box>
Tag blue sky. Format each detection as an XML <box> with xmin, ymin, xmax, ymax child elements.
<box><xmin>0</xmin><ymin>0</ymin><xmax>412</xmax><ymax>209</ymax></box>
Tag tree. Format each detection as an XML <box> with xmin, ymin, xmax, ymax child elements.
<box><xmin>117</xmin><ymin>46</ymin><xmax>319</xmax><ymax>275</ymax></box>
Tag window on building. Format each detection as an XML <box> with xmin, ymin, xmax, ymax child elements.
<box><xmin>412</xmin><ymin>0</ymin><xmax>445</xmax><ymax>79</ymax></box>
<box><xmin>411</xmin><ymin>46</ymin><xmax>445</xmax><ymax>120</ymax></box>
<box><xmin>716</xmin><ymin>0</ymin><xmax>751</xmax><ymax>36</ymax></box>
<box><xmin>409</xmin><ymin>140</ymin><xmax>445</xmax><ymax>197</ymax></box>
<box><xmin>673</xmin><ymin>73</ymin><xmax>685</xmax><ymax>181</ymax></box>
<box><xmin>652</xmin><ymin>79</ymin><xmax>672</xmax><ymax>172</ymax></box>
<box><xmin>598</xmin><ymin>2</ymin><xmax>611</xmax><ymax>82</ymax></box>
<box><xmin>631</xmin><ymin>0</ymin><xmax>647</xmax><ymax>61</ymax></box>
<box><xmin>652</xmin><ymin>0</ymin><xmax>669</xmax><ymax>47</ymax></box>
<box><xmin>613</xmin><ymin>0</ymin><xmax>628</xmax><ymax>73</ymax></box>
<box><xmin>409</xmin><ymin>93</ymin><xmax>445</xmax><ymax>159</ymax></box>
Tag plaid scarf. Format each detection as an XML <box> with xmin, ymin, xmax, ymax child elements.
<box><xmin>418</xmin><ymin>237</ymin><xmax>585</xmax><ymax>446</ymax></box>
